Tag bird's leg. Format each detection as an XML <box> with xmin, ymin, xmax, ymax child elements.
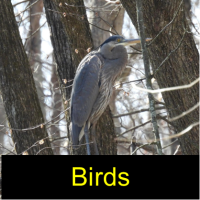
<box><xmin>84</xmin><ymin>121</ymin><xmax>91</xmax><ymax>155</ymax></box>
<box><xmin>91</xmin><ymin>123</ymin><xmax>99</xmax><ymax>155</ymax></box>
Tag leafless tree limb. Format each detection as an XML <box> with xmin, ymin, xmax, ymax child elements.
<box><xmin>168</xmin><ymin>102</ymin><xmax>199</xmax><ymax>122</ymax></box>
<box><xmin>13</xmin><ymin>0</ymin><xmax>31</xmax><ymax>7</ymax></box>
<box><xmin>113</xmin><ymin>106</ymin><xmax>165</xmax><ymax>118</ymax></box>
<box><xmin>116</xmin><ymin>119</ymin><xmax>151</xmax><ymax>137</ymax></box>
<box><xmin>15</xmin><ymin>0</ymin><xmax>40</xmax><ymax>17</ymax></box>
<box><xmin>136</xmin><ymin>0</ymin><xmax>163</xmax><ymax>154</ymax></box>
<box><xmin>131</xmin><ymin>77</ymin><xmax>199</xmax><ymax>94</ymax></box>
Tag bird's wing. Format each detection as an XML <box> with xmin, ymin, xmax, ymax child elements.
<box><xmin>71</xmin><ymin>54</ymin><xmax>103</xmax><ymax>127</ymax></box>
<box><xmin>71</xmin><ymin>54</ymin><xmax>103</xmax><ymax>145</ymax></box>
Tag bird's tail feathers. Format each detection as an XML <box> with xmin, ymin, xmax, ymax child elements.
<box><xmin>72</xmin><ymin>123</ymin><xmax>82</xmax><ymax>149</ymax></box>
<box><xmin>72</xmin><ymin>122</ymin><xmax>90</xmax><ymax>149</ymax></box>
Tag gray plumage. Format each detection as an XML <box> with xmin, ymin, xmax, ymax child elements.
<box><xmin>70</xmin><ymin>35</ymin><xmax>146</xmax><ymax>148</ymax></box>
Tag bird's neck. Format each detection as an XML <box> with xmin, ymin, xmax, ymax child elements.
<box><xmin>100</xmin><ymin>45</ymin><xmax>127</xmax><ymax>60</ymax></box>
<box><xmin>100</xmin><ymin>45</ymin><xmax>128</xmax><ymax>83</ymax></box>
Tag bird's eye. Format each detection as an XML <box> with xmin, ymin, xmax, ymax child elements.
<box><xmin>117</xmin><ymin>38</ymin><xmax>121</xmax><ymax>42</ymax></box>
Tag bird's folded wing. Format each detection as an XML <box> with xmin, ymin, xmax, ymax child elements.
<box><xmin>71</xmin><ymin>55</ymin><xmax>103</xmax><ymax>127</ymax></box>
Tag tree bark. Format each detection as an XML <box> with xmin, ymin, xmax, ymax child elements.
<box><xmin>0</xmin><ymin>0</ymin><xmax>53</xmax><ymax>155</ymax></box>
<box><xmin>120</xmin><ymin>0</ymin><xmax>199</xmax><ymax>154</ymax></box>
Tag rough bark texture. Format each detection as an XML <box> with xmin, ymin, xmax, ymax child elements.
<box><xmin>0</xmin><ymin>0</ymin><xmax>53</xmax><ymax>155</ymax></box>
<box><xmin>44</xmin><ymin>0</ymin><xmax>75</xmax><ymax>101</ymax></box>
<box><xmin>52</xmin><ymin>0</ymin><xmax>93</xmax><ymax>70</ymax></box>
<box><xmin>95</xmin><ymin>108</ymin><xmax>117</xmax><ymax>154</ymax></box>
<box><xmin>120</xmin><ymin>0</ymin><xmax>199</xmax><ymax>154</ymax></box>
<box><xmin>44</xmin><ymin>0</ymin><xmax>117</xmax><ymax>154</ymax></box>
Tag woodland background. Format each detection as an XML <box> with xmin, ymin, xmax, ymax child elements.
<box><xmin>0</xmin><ymin>0</ymin><xmax>199</xmax><ymax>158</ymax></box>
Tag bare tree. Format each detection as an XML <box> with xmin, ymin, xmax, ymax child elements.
<box><xmin>0</xmin><ymin>0</ymin><xmax>198</xmax><ymax>155</ymax></box>
<box><xmin>120</xmin><ymin>0</ymin><xmax>199</xmax><ymax>154</ymax></box>
<box><xmin>0</xmin><ymin>0</ymin><xmax>53</xmax><ymax>155</ymax></box>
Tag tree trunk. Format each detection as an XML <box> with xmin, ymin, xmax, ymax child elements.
<box><xmin>24</xmin><ymin>0</ymin><xmax>47</xmax><ymax>118</ymax></box>
<box><xmin>120</xmin><ymin>0</ymin><xmax>199</xmax><ymax>154</ymax></box>
<box><xmin>0</xmin><ymin>0</ymin><xmax>53</xmax><ymax>155</ymax></box>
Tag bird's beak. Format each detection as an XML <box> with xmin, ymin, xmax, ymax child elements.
<box><xmin>119</xmin><ymin>38</ymin><xmax>151</xmax><ymax>46</ymax></box>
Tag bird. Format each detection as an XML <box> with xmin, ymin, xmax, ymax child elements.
<box><xmin>70</xmin><ymin>35</ymin><xmax>150</xmax><ymax>155</ymax></box>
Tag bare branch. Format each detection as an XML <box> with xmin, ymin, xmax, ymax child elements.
<box><xmin>113</xmin><ymin>78</ymin><xmax>146</xmax><ymax>88</ymax></box>
<box><xmin>154</xmin><ymin>30</ymin><xmax>187</xmax><ymax>75</ymax></box>
<box><xmin>0</xmin><ymin>107</ymin><xmax>70</xmax><ymax>132</ymax></box>
<box><xmin>156</xmin><ymin>115</ymin><xmax>175</xmax><ymax>127</ymax></box>
<box><xmin>173</xmin><ymin>145</ymin><xmax>180</xmax><ymax>155</ymax></box>
<box><xmin>168</xmin><ymin>102</ymin><xmax>199</xmax><ymax>122</ymax></box>
<box><xmin>132</xmin><ymin>142</ymin><xmax>157</xmax><ymax>155</ymax></box>
<box><xmin>162</xmin><ymin>139</ymin><xmax>178</xmax><ymax>149</ymax></box>
<box><xmin>13</xmin><ymin>0</ymin><xmax>31</xmax><ymax>7</ymax></box>
<box><xmin>116</xmin><ymin>119</ymin><xmax>151</xmax><ymax>137</ymax></box>
<box><xmin>131</xmin><ymin>77</ymin><xmax>199</xmax><ymax>94</ymax></box>
<box><xmin>15</xmin><ymin>0</ymin><xmax>40</xmax><ymax>17</ymax></box>
<box><xmin>136</xmin><ymin>0</ymin><xmax>163</xmax><ymax>155</ymax></box>
<box><xmin>25</xmin><ymin>21</ymin><xmax>46</xmax><ymax>40</ymax></box>
<box><xmin>113</xmin><ymin>106</ymin><xmax>165</xmax><ymax>118</ymax></box>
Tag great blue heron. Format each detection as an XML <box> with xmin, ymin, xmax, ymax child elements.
<box><xmin>70</xmin><ymin>35</ymin><xmax>150</xmax><ymax>155</ymax></box>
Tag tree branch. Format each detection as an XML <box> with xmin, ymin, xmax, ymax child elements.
<box><xmin>113</xmin><ymin>106</ymin><xmax>165</xmax><ymax>118</ymax></box>
<box><xmin>136</xmin><ymin>0</ymin><xmax>163</xmax><ymax>155</ymax></box>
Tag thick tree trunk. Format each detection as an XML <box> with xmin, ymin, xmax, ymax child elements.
<box><xmin>24</xmin><ymin>0</ymin><xmax>62</xmax><ymax>155</ymax></box>
<box><xmin>0</xmin><ymin>0</ymin><xmax>53</xmax><ymax>155</ymax></box>
<box><xmin>120</xmin><ymin>0</ymin><xmax>199</xmax><ymax>154</ymax></box>
<box><xmin>49</xmin><ymin>0</ymin><xmax>93</xmax><ymax>71</ymax></box>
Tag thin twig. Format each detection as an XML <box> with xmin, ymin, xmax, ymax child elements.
<box><xmin>15</xmin><ymin>0</ymin><xmax>40</xmax><ymax>17</ymax></box>
<box><xmin>162</xmin><ymin>139</ymin><xmax>178</xmax><ymax>149</ymax></box>
<box><xmin>168</xmin><ymin>102</ymin><xmax>199</xmax><ymax>122</ymax></box>
<box><xmin>131</xmin><ymin>77</ymin><xmax>199</xmax><ymax>94</ymax></box>
<box><xmin>132</xmin><ymin>142</ymin><xmax>157</xmax><ymax>155</ymax></box>
<box><xmin>116</xmin><ymin>119</ymin><xmax>151</xmax><ymax>137</ymax></box>
<box><xmin>156</xmin><ymin>115</ymin><xmax>175</xmax><ymax>127</ymax></box>
<box><xmin>173</xmin><ymin>145</ymin><xmax>180</xmax><ymax>155</ymax></box>
<box><xmin>0</xmin><ymin>107</ymin><xmax>70</xmax><ymax>132</ymax></box>
<box><xmin>0</xmin><ymin>143</ymin><xmax>16</xmax><ymax>155</ymax></box>
<box><xmin>147</xmin><ymin>0</ymin><xmax>183</xmax><ymax>46</ymax></box>
<box><xmin>154</xmin><ymin>30</ymin><xmax>187</xmax><ymax>75</ymax></box>
<box><xmin>13</xmin><ymin>0</ymin><xmax>31</xmax><ymax>7</ymax></box>
<box><xmin>25</xmin><ymin>21</ymin><xmax>46</xmax><ymax>40</ymax></box>
<box><xmin>113</xmin><ymin>106</ymin><xmax>165</xmax><ymax>118</ymax></box>
<box><xmin>113</xmin><ymin>78</ymin><xmax>146</xmax><ymax>88</ymax></box>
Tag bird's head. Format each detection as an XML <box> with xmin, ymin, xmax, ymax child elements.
<box><xmin>100</xmin><ymin>35</ymin><xmax>151</xmax><ymax>49</ymax></box>
<box><xmin>99</xmin><ymin>35</ymin><xmax>151</xmax><ymax>59</ymax></box>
